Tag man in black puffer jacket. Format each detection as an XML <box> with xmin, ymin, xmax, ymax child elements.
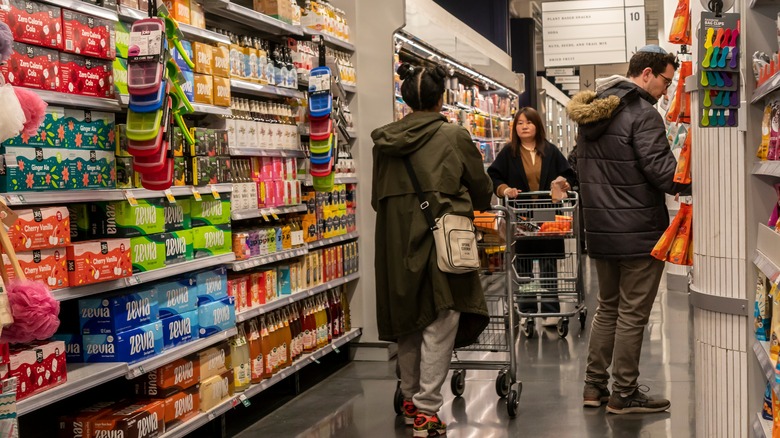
<box><xmin>566</xmin><ymin>45</ymin><xmax>690</xmax><ymax>415</ymax></box>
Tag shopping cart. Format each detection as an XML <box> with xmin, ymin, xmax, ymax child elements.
<box><xmin>506</xmin><ymin>191</ymin><xmax>586</xmax><ymax>339</ymax></box>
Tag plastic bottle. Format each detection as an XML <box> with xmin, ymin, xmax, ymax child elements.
<box><xmin>230</xmin><ymin>324</ymin><xmax>252</xmax><ymax>392</ymax></box>
<box><xmin>247</xmin><ymin>319</ymin><xmax>264</xmax><ymax>383</ymax></box>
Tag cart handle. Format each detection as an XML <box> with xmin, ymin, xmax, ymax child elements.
<box><xmin>501</xmin><ymin>191</ymin><xmax>579</xmax><ymax>202</ymax></box>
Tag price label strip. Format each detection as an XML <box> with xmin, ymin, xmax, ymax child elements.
<box><xmin>164</xmin><ymin>189</ymin><xmax>176</xmax><ymax>203</ymax></box>
<box><xmin>124</xmin><ymin>190</ymin><xmax>139</xmax><ymax>207</ymax></box>
<box><xmin>191</xmin><ymin>187</ymin><xmax>203</xmax><ymax>201</ymax></box>
<box><xmin>210</xmin><ymin>185</ymin><xmax>221</xmax><ymax>200</ymax></box>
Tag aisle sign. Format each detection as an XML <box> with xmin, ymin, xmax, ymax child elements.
<box><xmin>546</xmin><ymin>67</ymin><xmax>575</xmax><ymax>76</ymax></box>
<box><xmin>542</xmin><ymin>0</ymin><xmax>646</xmax><ymax>67</ymax></box>
<box><xmin>555</xmin><ymin>76</ymin><xmax>580</xmax><ymax>84</ymax></box>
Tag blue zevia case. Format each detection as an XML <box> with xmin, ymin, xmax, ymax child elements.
<box><xmin>193</xmin><ymin>266</ymin><xmax>228</xmax><ymax>306</ymax></box>
<box><xmin>52</xmin><ymin>333</ymin><xmax>84</xmax><ymax>363</ymax></box>
<box><xmin>83</xmin><ymin>321</ymin><xmax>163</xmax><ymax>363</ymax></box>
<box><xmin>79</xmin><ymin>287</ymin><xmax>159</xmax><ymax>335</ymax></box>
<box><xmin>157</xmin><ymin>277</ymin><xmax>198</xmax><ymax>318</ymax></box>
<box><xmin>162</xmin><ymin>310</ymin><xmax>199</xmax><ymax>350</ymax></box>
<box><xmin>198</xmin><ymin>296</ymin><xmax>235</xmax><ymax>338</ymax></box>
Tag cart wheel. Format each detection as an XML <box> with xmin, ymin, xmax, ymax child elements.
<box><xmin>495</xmin><ymin>371</ymin><xmax>511</xmax><ymax>398</ymax></box>
<box><xmin>393</xmin><ymin>384</ymin><xmax>404</xmax><ymax>415</ymax></box>
<box><xmin>557</xmin><ymin>318</ymin><xmax>569</xmax><ymax>338</ymax></box>
<box><xmin>522</xmin><ymin>319</ymin><xmax>535</xmax><ymax>339</ymax></box>
<box><xmin>451</xmin><ymin>371</ymin><xmax>466</xmax><ymax>397</ymax></box>
<box><xmin>579</xmin><ymin>309</ymin><xmax>588</xmax><ymax>330</ymax></box>
<box><xmin>507</xmin><ymin>388</ymin><xmax>520</xmax><ymax>418</ymax></box>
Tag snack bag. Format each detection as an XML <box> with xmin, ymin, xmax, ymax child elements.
<box><xmin>669</xmin><ymin>204</ymin><xmax>692</xmax><ymax>264</ymax></box>
<box><xmin>773</xmin><ymin>388</ymin><xmax>780</xmax><ymax>436</ymax></box>
<box><xmin>674</xmin><ymin>133</ymin><xmax>692</xmax><ymax>184</ymax></box>
<box><xmin>668</xmin><ymin>0</ymin><xmax>691</xmax><ymax>45</ymax></box>
<box><xmin>758</xmin><ymin>103</ymin><xmax>772</xmax><ymax>160</ymax></box>
<box><xmin>666</xmin><ymin>62</ymin><xmax>692</xmax><ymax>124</ymax></box>
<box><xmin>769</xmin><ymin>281</ymin><xmax>780</xmax><ymax>363</ymax></box>
<box><xmin>757</xmin><ymin>273</ymin><xmax>772</xmax><ymax>341</ymax></box>
<box><xmin>652</xmin><ymin>203</ymin><xmax>689</xmax><ymax>261</ymax></box>
<box><xmin>765</xmin><ymin>383</ymin><xmax>774</xmax><ymax>421</ymax></box>
<box><xmin>768</xmin><ymin>103</ymin><xmax>780</xmax><ymax>161</ymax></box>
<box><xmin>769</xmin><ymin>183</ymin><xmax>780</xmax><ymax>230</ymax></box>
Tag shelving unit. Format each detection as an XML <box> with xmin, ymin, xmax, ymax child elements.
<box><xmin>41</xmin><ymin>0</ymin><xmax>117</xmax><ymax>20</ymax></box>
<box><xmin>236</xmin><ymin>272</ymin><xmax>360</xmax><ymax>323</ymax></box>
<box><xmin>157</xmin><ymin>328</ymin><xmax>361</xmax><ymax>438</ymax></box>
<box><xmin>755</xmin><ymin>223</ymin><xmax>780</xmax><ymax>282</ymax></box>
<box><xmin>30</xmin><ymin>90</ymin><xmax>121</xmax><ymax>112</ymax></box>
<box><xmin>342</xmin><ymin>84</ymin><xmax>357</xmax><ymax>94</ymax></box>
<box><xmin>231</xmin><ymin>204</ymin><xmax>307</xmax><ymax>221</ymax></box>
<box><xmin>201</xmin><ymin>0</ymin><xmax>303</xmax><ymax>36</ymax></box>
<box><xmin>302</xmin><ymin>28</ymin><xmax>355</xmax><ymax>52</ymax></box>
<box><xmin>229</xmin><ymin>247</ymin><xmax>308</xmax><ymax>272</ymax></box>
<box><xmin>229</xmin><ymin>147</ymin><xmax>305</xmax><ymax>158</ymax></box>
<box><xmin>118</xmin><ymin>95</ymin><xmax>232</xmax><ymax>117</ymax></box>
<box><xmin>1</xmin><ymin>184</ymin><xmax>232</xmax><ymax>206</ymax></box>
<box><xmin>753</xmin><ymin>161</ymin><xmax>780</xmax><ymax>177</ymax></box>
<box><xmin>299</xmin><ymin>176</ymin><xmax>358</xmax><ymax>186</ymax></box>
<box><xmin>52</xmin><ymin>253</ymin><xmax>236</xmax><ymax>301</ymax></box>
<box><xmin>753</xmin><ymin>340</ymin><xmax>780</xmax><ymax>396</ymax></box>
<box><xmin>751</xmin><ymin>72</ymin><xmax>780</xmax><ymax>104</ymax></box>
<box><xmin>307</xmin><ymin>231</ymin><xmax>359</xmax><ymax>250</ymax></box>
<box><xmin>754</xmin><ymin>412</ymin><xmax>772</xmax><ymax>438</ymax></box>
<box><xmin>231</xmin><ymin>79</ymin><xmax>305</xmax><ymax>100</ymax></box>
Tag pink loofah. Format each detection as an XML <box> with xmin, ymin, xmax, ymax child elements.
<box><xmin>0</xmin><ymin>23</ymin><xmax>12</xmax><ymax>64</ymax></box>
<box><xmin>13</xmin><ymin>87</ymin><xmax>48</xmax><ymax>137</ymax></box>
<box><xmin>0</xmin><ymin>279</ymin><xmax>60</xmax><ymax>344</ymax></box>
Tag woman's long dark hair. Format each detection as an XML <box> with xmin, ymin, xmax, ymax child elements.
<box><xmin>510</xmin><ymin>107</ymin><xmax>547</xmax><ymax>157</ymax></box>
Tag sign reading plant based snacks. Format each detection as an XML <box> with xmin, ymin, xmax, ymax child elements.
<box><xmin>541</xmin><ymin>0</ymin><xmax>646</xmax><ymax>67</ymax></box>
<box><xmin>698</xmin><ymin>12</ymin><xmax>741</xmax><ymax>128</ymax></box>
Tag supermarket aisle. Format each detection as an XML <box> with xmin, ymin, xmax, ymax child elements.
<box><xmin>236</xmin><ymin>258</ymin><xmax>695</xmax><ymax>437</ymax></box>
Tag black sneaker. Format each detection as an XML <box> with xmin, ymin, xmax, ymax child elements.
<box><xmin>606</xmin><ymin>385</ymin><xmax>670</xmax><ymax>414</ymax></box>
<box><xmin>583</xmin><ymin>382</ymin><xmax>610</xmax><ymax>407</ymax></box>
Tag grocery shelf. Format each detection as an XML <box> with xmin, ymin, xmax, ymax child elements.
<box><xmin>1</xmin><ymin>184</ymin><xmax>233</xmax><ymax>206</ymax></box>
<box><xmin>231</xmin><ymin>79</ymin><xmax>305</xmax><ymax>100</ymax></box>
<box><xmin>126</xmin><ymin>328</ymin><xmax>238</xmax><ymax>379</ymax></box>
<box><xmin>202</xmin><ymin>0</ymin><xmax>303</xmax><ymax>36</ymax></box>
<box><xmin>230</xmin><ymin>247</ymin><xmax>307</xmax><ymax>272</ymax></box>
<box><xmin>307</xmin><ymin>232</ymin><xmax>359</xmax><ymax>250</ymax></box>
<box><xmin>231</xmin><ymin>204</ymin><xmax>307</xmax><ymax>220</ymax></box>
<box><xmin>158</xmin><ymin>328</ymin><xmax>361</xmax><ymax>438</ymax></box>
<box><xmin>346</xmin><ymin>128</ymin><xmax>358</xmax><ymax>138</ymax></box>
<box><xmin>753</xmin><ymin>161</ymin><xmax>780</xmax><ymax>177</ymax></box>
<box><xmin>178</xmin><ymin>23</ymin><xmax>232</xmax><ymax>45</ymax></box>
<box><xmin>119</xmin><ymin>95</ymin><xmax>232</xmax><ymax>117</ymax></box>
<box><xmin>53</xmin><ymin>253</ymin><xmax>236</xmax><ymax>301</ymax></box>
<box><xmin>236</xmin><ymin>272</ymin><xmax>360</xmax><ymax>322</ymax></box>
<box><xmin>299</xmin><ymin>175</ymin><xmax>358</xmax><ymax>186</ymax></box>
<box><xmin>42</xmin><ymin>0</ymin><xmax>118</xmax><ymax>20</ymax></box>
<box><xmin>753</xmin><ymin>341</ymin><xmax>780</xmax><ymax>396</ymax></box>
<box><xmin>752</xmin><ymin>71</ymin><xmax>780</xmax><ymax>104</ymax></box>
<box><xmin>342</xmin><ymin>84</ymin><xmax>357</xmax><ymax>94</ymax></box>
<box><xmin>755</xmin><ymin>224</ymin><xmax>780</xmax><ymax>283</ymax></box>
<box><xmin>302</xmin><ymin>28</ymin><xmax>355</xmax><ymax>52</ymax></box>
<box><xmin>117</xmin><ymin>5</ymin><xmax>147</xmax><ymax>21</ymax></box>
<box><xmin>31</xmin><ymin>89</ymin><xmax>121</xmax><ymax>112</ymax></box>
<box><xmin>754</xmin><ymin>412</ymin><xmax>772</xmax><ymax>438</ymax></box>
<box><xmin>229</xmin><ymin>147</ymin><xmax>305</xmax><ymax>158</ymax></box>
<box><xmin>17</xmin><ymin>363</ymin><xmax>127</xmax><ymax>416</ymax></box>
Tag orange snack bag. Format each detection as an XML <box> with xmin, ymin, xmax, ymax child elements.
<box><xmin>669</xmin><ymin>204</ymin><xmax>692</xmax><ymax>264</ymax></box>
<box><xmin>668</xmin><ymin>0</ymin><xmax>691</xmax><ymax>45</ymax></box>
<box><xmin>674</xmin><ymin>133</ymin><xmax>692</xmax><ymax>184</ymax></box>
<box><xmin>651</xmin><ymin>203</ymin><xmax>690</xmax><ymax>261</ymax></box>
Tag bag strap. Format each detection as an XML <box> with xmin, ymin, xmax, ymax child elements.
<box><xmin>402</xmin><ymin>157</ymin><xmax>437</xmax><ymax>231</ymax></box>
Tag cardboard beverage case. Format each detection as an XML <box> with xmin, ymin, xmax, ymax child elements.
<box><xmin>161</xmin><ymin>310</ymin><xmax>199</xmax><ymax>350</ymax></box>
<box><xmin>51</xmin><ymin>332</ymin><xmax>83</xmax><ymax>363</ymax></box>
<box><xmin>190</xmin><ymin>193</ymin><xmax>231</xmax><ymax>227</ymax></box>
<box><xmin>6</xmin><ymin>207</ymin><xmax>70</xmax><ymax>251</ymax></box>
<box><xmin>0</xmin><ymin>0</ymin><xmax>63</xmax><ymax>49</ymax></box>
<box><xmin>67</xmin><ymin>239</ymin><xmax>132</xmax><ymax>286</ymax></box>
<box><xmin>197</xmin><ymin>342</ymin><xmax>230</xmax><ymax>381</ymax></box>
<box><xmin>61</xmin><ymin>9</ymin><xmax>116</xmax><ymax>59</ymax></box>
<box><xmin>5</xmin><ymin>340</ymin><xmax>67</xmax><ymax>401</ymax></box>
<box><xmin>192</xmin><ymin>41</ymin><xmax>213</xmax><ymax>75</ymax></box>
<box><xmin>0</xmin><ymin>42</ymin><xmax>59</xmax><ymax>91</ymax></box>
<box><xmin>192</xmin><ymin>266</ymin><xmax>228</xmax><ymax>305</ymax></box>
<box><xmin>199</xmin><ymin>370</ymin><xmax>234</xmax><ymax>412</ymax></box>
<box><xmin>198</xmin><ymin>296</ymin><xmax>235</xmax><ymax>338</ymax></box>
<box><xmin>57</xmin><ymin>401</ymin><xmax>118</xmax><ymax>438</ymax></box>
<box><xmin>133</xmin><ymin>354</ymin><xmax>199</xmax><ymax>398</ymax></box>
<box><xmin>131</xmin><ymin>234</ymin><xmax>167</xmax><ymax>272</ymax></box>
<box><xmin>90</xmin><ymin>198</ymin><xmax>165</xmax><ymax>238</ymax></box>
<box><xmin>61</xmin><ymin>109</ymin><xmax>116</xmax><ymax>150</ymax></box>
<box><xmin>67</xmin><ymin>204</ymin><xmax>90</xmax><ymax>242</ymax></box>
<box><xmin>193</xmin><ymin>73</ymin><xmax>213</xmax><ymax>105</ymax></box>
<box><xmin>91</xmin><ymin>400</ymin><xmax>166</xmax><ymax>438</ymax></box>
<box><xmin>3</xmin><ymin>248</ymin><xmax>69</xmax><ymax>289</ymax></box>
<box><xmin>79</xmin><ymin>286</ymin><xmax>159</xmax><ymax>335</ymax></box>
<box><xmin>163</xmin><ymin>198</ymin><xmax>191</xmax><ymax>232</ymax></box>
<box><xmin>164</xmin><ymin>385</ymin><xmax>200</xmax><ymax>429</ymax></box>
<box><xmin>59</xmin><ymin>53</ymin><xmax>115</xmax><ymax>98</ymax></box>
<box><xmin>156</xmin><ymin>277</ymin><xmax>198</xmax><ymax>318</ymax></box>
<box><xmin>68</xmin><ymin>149</ymin><xmax>116</xmax><ymax>189</ymax></box>
<box><xmin>2</xmin><ymin>107</ymin><xmax>66</xmax><ymax>149</ymax></box>
<box><xmin>83</xmin><ymin>321</ymin><xmax>163</xmax><ymax>363</ymax></box>
<box><xmin>192</xmin><ymin>224</ymin><xmax>232</xmax><ymax>259</ymax></box>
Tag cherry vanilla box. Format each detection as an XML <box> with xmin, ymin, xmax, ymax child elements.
<box><xmin>62</xmin><ymin>9</ymin><xmax>116</xmax><ymax>60</ymax></box>
<box><xmin>91</xmin><ymin>399</ymin><xmax>166</xmax><ymax>438</ymax></box>
<box><xmin>0</xmin><ymin>42</ymin><xmax>59</xmax><ymax>91</ymax></box>
<box><xmin>164</xmin><ymin>385</ymin><xmax>200</xmax><ymax>429</ymax></box>
<box><xmin>0</xmin><ymin>0</ymin><xmax>63</xmax><ymax>50</ymax></box>
<box><xmin>3</xmin><ymin>248</ymin><xmax>69</xmax><ymax>289</ymax></box>
<box><xmin>4</xmin><ymin>340</ymin><xmax>67</xmax><ymax>401</ymax></box>
<box><xmin>59</xmin><ymin>53</ymin><xmax>115</xmax><ymax>98</ymax></box>
<box><xmin>133</xmin><ymin>354</ymin><xmax>199</xmax><ymax>398</ymax></box>
<box><xmin>6</xmin><ymin>206</ymin><xmax>70</xmax><ymax>251</ymax></box>
<box><xmin>66</xmin><ymin>239</ymin><xmax>132</xmax><ymax>287</ymax></box>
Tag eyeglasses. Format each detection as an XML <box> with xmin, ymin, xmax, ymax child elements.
<box><xmin>657</xmin><ymin>73</ymin><xmax>673</xmax><ymax>88</ymax></box>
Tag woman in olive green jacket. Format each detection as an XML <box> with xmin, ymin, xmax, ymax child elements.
<box><xmin>371</xmin><ymin>63</ymin><xmax>493</xmax><ymax>437</ymax></box>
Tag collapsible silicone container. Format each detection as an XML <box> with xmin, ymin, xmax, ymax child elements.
<box><xmin>141</xmin><ymin>157</ymin><xmax>174</xmax><ymax>190</ymax></box>
<box><xmin>312</xmin><ymin>172</ymin><xmax>335</xmax><ymax>192</ymax></box>
<box><xmin>309</xmin><ymin>116</ymin><xmax>332</xmax><ymax>141</ymax></box>
<box><xmin>310</xmin><ymin>147</ymin><xmax>332</xmax><ymax>165</ymax></box>
<box><xmin>127</xmin><ymin>109</ymin><xmax>164</xmax><ymax>142</ymax></box>
<box><xmin>129</xmin><ymin>80</ymin><xmax>167</xmax><ymax>113</ymax></box>
<box><xmin>133</xmin><ymin>137</ymin><xmax>168</xmax><ymax>173</ymax></box>
<box><xmin>309</xmin><ymin>93</ymin><xmax>332</xmax><ymax>119</ymax></box>
<box><xmin>128</xmin><ymin>19</ymin><xmax>166</xmax><ymax>96</ymax></box>
<box><xmin>127</xmin><ymin>127</ymin><xmax>163</xmax><ymax>156</ymax></box>
<box><xmin>309</xmin><ymin>136</ymin><xmax>332</xmax><ymax>155</ymax></box>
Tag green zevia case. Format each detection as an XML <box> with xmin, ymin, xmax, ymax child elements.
<box><xmin>192</xmin><ymin>224</ymin><xmax>232</xmax><ymax>259</ymax></box>
<box><xmin>91</xmin><ymin>199</ymin><xmax>165</xmax><ymax>238</ymax></box>
<box><xmin>190</xmin><ymin>193</ymin><xmax>231</xmax><ymax>226</ymax></box>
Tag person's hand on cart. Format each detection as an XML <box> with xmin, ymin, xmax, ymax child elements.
<box><xmin>500</xmin><ymin>187</ymin><xmax>521</xmax><ymax>198</ymax></box>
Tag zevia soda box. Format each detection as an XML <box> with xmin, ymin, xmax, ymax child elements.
<box><xmin>59</xmin><ymin>53</ymin><xmax>114</xmax><ymax>98</ymax></box>
<box><xmin>192</xmin><ymin>224</ymin><xmax>231</xmax><ymax>259</ymax></box>
<box><xmin>78</xmin><ymin>286</ymin><xmax>159</xmax><ymax>335</ymax></box>
<box><xmin>66</xmin><ymin>239</ymin><xmax>132</xmax><ymax>286</ymax></box>
<box><xmin>164</xmin><ymin>230</ymin><xmax>194</xmax><ymax>266</ymax></box>
<box><xmin>3</xmin><ymin>248</ymin><xmax>68</xmax><ymax>289</ymax></box>
<box><xmin>131</xmin><ymin>234</ymin><xmax>166</xmax><ymax>272</ymax></box>
<box><xmin>190</xmin><ymin>193</ymin><xmax>231</xmax><ymax>226</ymax></box>
<box><xmin>156</xmin><ymin>277</ymin><xmax>198</xmax><ymax>318</ymax></box>
<box><xmin>192</xmin><ymin>266</ymin><xmax>228</xmax><ymax>306</ymax></box>
<box><xmin>163</xmin><ymin>198</ymin><xmax>191</xmax><ymax>232</ymax></box>
<box><xmin>198</xmin><ymin>296</ymin><xmax>235</xmax><ymax>337</ymax></box>
<box><xmin>90</xmin><ymin>199</ymin><xmax>165</xmax><ymax>238</ymax></box>
<box><xmin>51</xmin><ymin>333</ymin><xmax>83</xmax><ymax>363</ymax></box>
<box><xmin>57</xmin><ymin>401</ymin><xmax>119</xmax><ymax>438</ymax></box>
<box><xmin>133</xmin><ymin>354</ymin><xmax>199</xmax><ymax>398</ymax></box>
<box><xmin>6</xmin><ymin>206</ymin><xmax>70</xmax><ymax>251</ymax></box>
<box><xmin>161</xmin><ymin>310</ymin><xmax>198</xmax><ymax>350</ymax></box>
<box><xmin>164</xmin><ymin>385</ymin><xmax>199</xmax><ymax>429</ymax></box>
<box><xmin>61</xmin><ymin>9</ymin><xmax>116</xmax><ymax>59</ymax></box>
<box><xmin>0</xmin><ymin>0</ymin><xmax>63</xmax><ymax>49</ymax></box>
<box><xmin>91</xmin><ymin>399</ymin><xmax>166</xmax><ymax>438</ymax></box>
<box><xmin>83</xmin><ymin>320</ymin><xmax>163</xmax><ymax>363</ymax></box>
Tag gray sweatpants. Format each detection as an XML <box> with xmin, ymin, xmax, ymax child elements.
<box><xmin>397</xmin><ymin>309</ymin><xmax>460</xmax><ymax>415</ymax></box>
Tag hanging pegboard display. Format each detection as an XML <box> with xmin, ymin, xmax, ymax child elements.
<box><xmin>698</xmin><ymin>12</ymin><xmax>740</xmax><ymax>127</ymax></box>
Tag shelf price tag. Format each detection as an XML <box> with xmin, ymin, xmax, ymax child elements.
<box><xmin>310</xmin><ymin>356</ymin><xmax>321</xmax><ymax>365</ymax></box>
<box><xmin>124</xmin><ymin>190</ymin><xmax>139</xmax><ymax>207</ymax></box>
<box><xmin>126</xmin><ymin>275</ymin><xmax>141</xmax><ymax>286</ymax></box>
<box><xmin>260</xmin><ymin>211</ymin><xmax>270</xmax><ymax>222</ymax></box>
<box><xmin>238</xmin><ymin>394</ymin><xmax>251</xmax><ymax>408</ymax></box>
<box><xmin>333</xmin><ymin>345</ymin><xmax>340</xmax><ymax>354</ymax></box>
<box><xmin>270</xmin><ymin>212</ymin><xmax>280</xmax><ymax>221</ymax></box>
<box><xmin>210</xmin><ymin>185</ymin><xmax>221</xmax><ymax>199</ymax></box>
<box><xmin>164</xmin><ymin>189</ymin><xmax>176</xmax><ymax>203</ymax></box>
<box><xmin>191</xmin><ymin>187</ymin><xmax>203</xmax><ymax>202</ymax></box>
<box><xmin>4</xmin><ymin>194</ymin><xmax>23</xmax><ymax>205</ymax></box>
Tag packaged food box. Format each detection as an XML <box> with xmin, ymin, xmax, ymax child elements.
<box><xmin>0</xmin><ymin>42</ymin><xmax>59</xmax><ymax>91</ymax></box>
<box><xmin>4</xmin><ymin>340</ymin><xmax>67</xmax><ymax>401</ymax></box>
<box><xmin>51</xmin><ymin>332</ymin><xmax>83</xmax><ymax>363</ymax></box>
<box><xmin>198</xmin><ymin>296</ymin><xmax>235</xmax><ymax>337</ymax></box>
<box><xmin>173</xmin><ymin>157</ymin><xmax>191</xmax><ymax>186</ymax></box>
<box><xmin>192</xmin><ymin>224</ymin><xmax>232</xmax><ymax>259</ymax></box>
<box><xmin>181</xmin><ymin>69</ymin><xmax>195</xmax><ymax>102</ymax></box>
<box><xmin>6</xmin><ymin>206</ymin><xmax>70</xmax><ymax>251</ymax></box>
<box><xmin>58</xmin><ymin>401</ymin><xmax>118</xmax><ymax>438</ymax></box>
<box><xmin>3</xmin><ymin>248</ymin><xmax>68</xmax><ymax>289</ymax></box>
<box><xmin>165</xmin><ymin>0</ymin><xmax>191</xmax><ymax>25</ymax></box>
<box><xmin>115</xmin><ymin>20</ymin><xmax>131</xmax><ymax>58</ymax></box>
<box><xmin>91</xmin><ymin>399</ymin><xmax>166</xmax><ymax>438</ymax></box>
<box><xmin>68</xmin><ymin>149</ymin><xmax>116</xmax><ymax>190</ymax></box>
<box><xmin>2</xmin><ymin>107</ymin><xmax>66</xmax><ymax>149</ymax></box>
<box><xmin>172</xmin><ymin>40</ymin><xmax>192</xmax><ymax>73</ymax></box>
<box><xmin>116</xmin><ymin>156</ymin><xmax>134</xmax><ymax>189</ymax></box>
<box><xmin>79</xmin><ymin>286</ymin><xmax>159</xmax><ymax>335</ymax></box>
<box><xmin>0</xmin><ymin>0</ymin><xmax>63</xmax><ymax>49</ymax></box>
<box><xmin>227</xmin><ymin>274</ymin><xmax>249</xmax><ymax>311</ymax></box>
<box><xmin>212</xmin><ymin>44</ymin><xmax>230</xmax><ymax>78</ymax></box>
<box><xmin>192</xmin><ymin>266</ymin><xmax>228</xmax><ymax>305</ymax></box>
<box><xmin>191</xmin><ymin>193</ymin><xmax>231</xmax><ymax>227</ymax></box>
<box><xmin>130</xmin><ymin>234</ymin><xmax>167</xmax><ymax>272</ymax></box>
<box><xmin>189</xmin><ymin>127</ymin><xmax>217</xmax><ymax>156</ymax></box>
<box><xmin>67</xmin><ymin>239</ymin><xmax>132</xmax><ymax>286</ymax></box>
<box><xmin>161</xmin><ymin>310</ymin><xmax>199</xmax><ymax>351</ymax></box>
<box><xmin>156</xmin><ymin>276</ymin><xmax>198</xmax><ymax>318</ymax></box>
<box><xmin>191</xmin><ymin>42</ymin><xmax>213</xmax><ymax>75</ymax></box>
<box><xmin>62</xmin><ymin>9</ymin><xmax>116</xmax><ymax>59</ymax></box>
<box><xmin>90</xmin><ymin>199</ymin><xmax>165</xmax><ymax>238</ymax></box>
<box><xmin>213</xmin><ymin>76</ymin><xmax>231</xmax><ymax>107</ymax></box>
<box><xmin>163</xmin><ymin>198</ymin><xmax>191</xmax><ymax>232</ymax></box>
<box><xmin>197</xmin><ymin>342</ymin><xmax>230</xmax><ymax>381</ymax></box>
<box><xmin>83</xmin><ymin>320</ymin><xmax>163</xmax><ymax>363</ymax></box>
<box><xmin>133</xmin><ymin>354</ymin><xmax>199</xmax><ymax>398</ymax></box>
<box><xmin>189</xmin><ymin>1</ymin><xmax>205</xmax><ymax>28</ymax></box>
<box><xmin>61</xmin><ymin>109</ymin><xmax>116</xmax><ymax>150</ymax></box>
<box><xmin>199</xmin><ymin>370</ymin><xmax>234</xmax><ymax>412</ymax></box>
<box><xmin>59</xmin><ymin>52</ymin><xmax>115</xmax><ymax>98</ymax></box>
<box><xmin>164</xmin><ymin>385</ymin><xmax>200</xmax><ymax>429</ymax></box>
<box><xmin>191</xmin><ymin>156</ymin><xmax>217</xmax><ymax>186</ymax></box>
<box><xmin>193</xmin><ymin>73</ymin><xmax>213</xmax><ymax>105</ymax></box>
<box><xmin>116</xmin><ymin>124</ymin><xmax>131</xmax><ymax>157</ymax></box>
<box><xmin>114</xmin><ymin>57</ymin><xmax>129</xmax><ymax>96</ymax></box>
<box><xmin>164</xmin><ymin>230</ymin><xmax>194</xmax><ymax>266</ymax></box>
<box><xmin>67</xmin><ymin>204</ymin><xmax>91</xmax><ymax>242</ymax></box>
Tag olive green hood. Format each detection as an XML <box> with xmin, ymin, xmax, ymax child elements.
<box><xmin>370</xmin><ymin>111</ymin><xmax>446</xmax><ymax>157</ymax></box>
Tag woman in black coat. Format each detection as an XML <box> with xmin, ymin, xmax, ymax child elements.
<box><xmin>487</xmin><ymin>107</ymin><xmax>577</xmax><ymax>325</ymax></box>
